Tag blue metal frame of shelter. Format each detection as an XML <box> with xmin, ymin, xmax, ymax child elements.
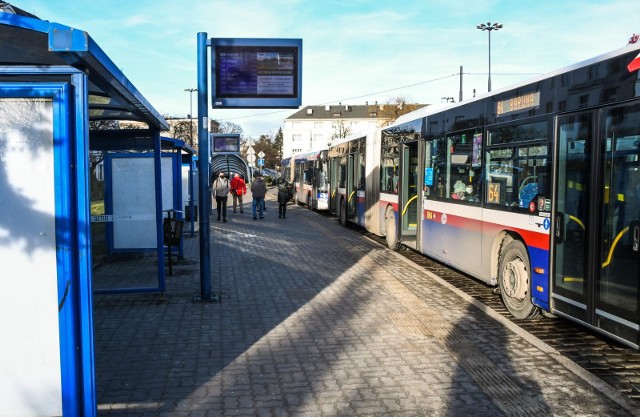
<box><xmin>0</xmin><ymin>12</ymin><xmax>169</xmax><ymax>416</ymax></box>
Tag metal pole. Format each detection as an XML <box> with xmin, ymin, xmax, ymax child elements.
<box><xmin>488</xmin><ymin>30</ymin><xmax>492</xmax><ymax>92</ymax></box>
<box><xmin>197</xmin><ymin>32</ymin><xmax>212</xmax><ymax>301</ymax></box>
<box><xmin>476</xmin><ymin>22</ymin><xmax>502</xmax><ymax>93</ymax></box>
<box><xmin>185</xmin><ymin>88</ymin><xmax>197</xmax><ymax>146</ymax></box>
<box><xmin>184</xmin><ymin>89</ymin><xmax>197</xmax><ymax>239</ymax></box>
<box><xmin>459</xmin><ymin>65</ymin><xmax>463</xmax><ymax>102</ymax></box>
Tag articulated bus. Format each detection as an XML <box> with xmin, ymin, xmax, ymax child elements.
<box><xmin>328</xmin><ymin>131</ymin><xmax>381</xmax><ymax>228</ymax></box>
<box><xmin>330</xmin><ymin>43</ymin><xmax>640</xmax><ymax>348</ymax></box>
<box><xmin>282</xmin><ymin>148</ymin><xmax>330</xmax><ymax>210</ymax></box>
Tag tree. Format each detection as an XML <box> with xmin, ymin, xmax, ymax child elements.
<box><xmin>217</xmin><ymin>121</ymin><xmax>243</xmax><ymax>135</ymax></box>
<box><xmin>330</xmin><ymin>119</ymin><xmax>351</xmax><ymax>142</ymax></box>
<box><xmin>273</xmin><ymin>127</ymin><xmax>284</xmax><ymax>164</ymax></box>
<box><xmin>89</xmin><ymin>120</ymin><xmax>120</xmax><ymax>130</ymax></box>
<box><xmin>251</xmin><ymin>134</ymin><xmax>280</xmax><ymax>169</ymax></box>
<box><xmin>170</xmin><ymin>120</ymin><xmax>195</xmax><ymax>147</ymax></box>
<box><xmin>378</xmin><ymin>97</ymin><xmax>426</xmax><ymax>126</ymax></box>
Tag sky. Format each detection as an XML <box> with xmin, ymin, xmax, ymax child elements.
<box><xmin>11</xmin><ymin>0</ymin><xmax>640</xmax><ymax>138</ymax></box>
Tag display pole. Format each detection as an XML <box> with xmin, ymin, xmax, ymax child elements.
<box><xmin>196</xmin><ymin>31</ymin><xmax>212</xmax><ymax>301</ymax></box>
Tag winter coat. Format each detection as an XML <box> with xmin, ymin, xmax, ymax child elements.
<box><xmin>250</xmin><ymin>177</ymin><xmax>267</xmax><ymax>198</ymax></box>
<box><xmin>230</xmin><ymin>176</ymin><xmax>247</xmax><ymax>196</ymax></box>
<box><xmin>211</xmin><ymin>177</ymin><xmax>230</xmax><ymax>198</ymax></box>
<box><xmin>277</xmin><ymin>182</ymin><xmax>293</xmax><ymax>204</ymax></box>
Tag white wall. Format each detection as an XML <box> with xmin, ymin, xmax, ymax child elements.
<box><xmin>0</xmin><ymin>98</ymin><xmax>63</xmax><ymax>416</ymax></box>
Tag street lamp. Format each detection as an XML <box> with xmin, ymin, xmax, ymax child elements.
<box><xmin>476</xmin><ymin>22</ymin><xmax>502</xmax><ymax>92</ymax></box>
<box><xmin>184</xmin><ymin>88</ymin><xmax>197</xmax><ymax>145</ymax></box>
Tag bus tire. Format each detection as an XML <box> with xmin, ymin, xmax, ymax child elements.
<box><xmin>339</xmin><ymin>199</ymin><xmax>347</xmax><ymax>226</ymax></box>
<box><xmin>385</xmin><ymin>208</ymin><xmax>400</xmax><ymax>251</ymax></box>
<box><xmin>498</xmin><ymin>239</ymin><xmax>539</xmax><ymax>319</ymax></box>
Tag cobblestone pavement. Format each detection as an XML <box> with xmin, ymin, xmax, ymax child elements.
<box><xmin>93</xmin><ymin>191</ymin><xmax>638</xmax><ymax>416</ymax></box>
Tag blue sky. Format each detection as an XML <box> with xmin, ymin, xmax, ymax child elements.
<box><xmin>12</xmin><ymin>0</ymin><xmax>640</xmax><ymax>138</ymax></box>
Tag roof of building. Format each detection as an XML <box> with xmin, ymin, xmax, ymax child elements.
<box><xmin>286</xmin><ymin>104</ymin><xmax>391</xmax><ymax>120</ymax></box>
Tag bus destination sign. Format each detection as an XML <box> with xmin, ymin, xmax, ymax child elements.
<box><xmin>496</xmin><ymin>91</ymin><xmax>540</xmax><ymax>116</ymax></box>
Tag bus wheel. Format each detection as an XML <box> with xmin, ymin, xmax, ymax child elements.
<box><xmin>339</xmin><ymin>199</ymin><xmax>347</xmax><ymax>226</ymax></box>
<box><xmin>385</xmin><ymin>208</ymin><xmax>400</xmax><ymax>250</ymax></box>
<box><xmin>498</xmin><ymin>239</ymin><xmax>539</xmax><ymax>319</ymax></box>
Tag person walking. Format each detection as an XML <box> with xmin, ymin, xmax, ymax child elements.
<box><xmin>277</xmin><ymin>179</ymin><xmax>293</xmax><ymax>219</ymax></box>
<box><xmin>230</xmin><ymin>173</ymin><xmax>247</xmax><ymax>214</ymax></box>
<box><xmin>211</xmin><ymin>171</ymin><xmax>230</xmax><ymax>222</ymax></box>
<box><xmin>250</xmin><ymin>173</ymin><xmax>267</xmax><ymax>220</ymax></box>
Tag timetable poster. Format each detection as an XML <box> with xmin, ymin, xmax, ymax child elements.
<box><xmin>216</xmin><ymin>46</ymin><xmax>297</xmax><ymax>98</ymax></box>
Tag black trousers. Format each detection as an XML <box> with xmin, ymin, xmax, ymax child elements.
<box><xmin>216</xmin><ymin>196</ymin><xmax>228</xmax><ymax>220</ymax></box>
<box><xmin>278</xmin><ymin>203</ymin><xmax>287</xmax><ymax>218</ymax></box>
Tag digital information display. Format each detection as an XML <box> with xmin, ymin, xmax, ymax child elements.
<box><xmin>210</xmin><ymin>38</ymin><xmax>302</xmax><ymax>109</ymax></box>
<box><xmin>212</xmin><ymin>134</ymin><xmax>240</xmax><ymax>153</ymax></box>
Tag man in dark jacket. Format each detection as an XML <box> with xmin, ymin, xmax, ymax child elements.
<box><xmin>277</xmin><ymin>180</ymin><xmax>293</xmax><ymax>219</ymax></box>
<box><xmin>250</xmin><ymin>174</ymin><xmax>267</xmax><ymax>220</ymax></box>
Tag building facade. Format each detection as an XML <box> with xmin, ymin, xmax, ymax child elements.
<box><xmin>282</xmin><ymin>104</ymin><xmax>392</xmax><ymax>157</ymax></box>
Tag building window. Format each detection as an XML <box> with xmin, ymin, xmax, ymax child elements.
<box><xmin>293</xmin><ymin>148</ymin><xmax>302</xmax><ymax>153</ymax></box>
<box><xmin>292</xmin><ymin>134</ymin><xmax>301</xmax><ymax>142</ymax></box>
<box><xmin>314</xmin><ymin>134</ymin><xmax>323</xmax><ymax>143</ymax></box>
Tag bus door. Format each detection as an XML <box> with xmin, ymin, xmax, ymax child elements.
<box><xmin>329</xmin><ymin>158</ymin><xmax>338</xmax><ymax>214</ymax></box>
<box><xmin>554</xmin><ymin>105</ymin><xmax>640</xmax><ymax>347</ymax></box>
<box><xmin>347</xmin><ymin>154</ymin><xmax>356</xmax><ymax>221</ymax></box>
<box><xmin>399</xmin><ymin>141</ymin><xmax>422</xmax><ymax>250</ymax></box>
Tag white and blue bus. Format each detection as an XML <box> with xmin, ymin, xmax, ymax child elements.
<box><xmin>331</xmin><ymin>43</ymin><xmax>640</xmax><ymax>348</ymax></box>
<box><xmin>282</xmin><ymin>148</ymin><xmax>330</xmax><ymax>210</ymax></box>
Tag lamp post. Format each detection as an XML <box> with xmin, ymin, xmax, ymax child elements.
<box><xmin>184</xmin><ymin>88</ymin><xmax>197</xmax><ymax>145</ymax></box>
<box><xmin>476</xmin><ymin>22</ymin><xmax>502</xmax><ymax>92</ymax></box>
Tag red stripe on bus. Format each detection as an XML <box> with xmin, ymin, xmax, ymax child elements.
<box><xmin>422</xmin><ymin>209</ymin><xmax>549</xmax><ymax>250</ymax></box>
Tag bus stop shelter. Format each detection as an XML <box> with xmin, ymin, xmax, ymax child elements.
<box><xmin>0</xmin><ymin>8</ymin><xmax>169</xmax><ymax>416</ymax></box>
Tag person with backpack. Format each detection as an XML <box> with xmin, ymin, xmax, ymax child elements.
<box><xmin>277</xmin><ymin>179</ymin><xmax>293</xmax><ymax>219</ymax></box>
<box><xmin>230</xmin><ymin>173</ymin><xmax>247</xmax><ymax>214</ymax></box>
<box><xmin>250</xmin><ymin>173</ymin><xmax>267</xmax><ymax>220</ymax></box>
<box><xmin>211</xmin><ymin>171</ymin><xmax>230</xmax><ymax>222</ymax></box>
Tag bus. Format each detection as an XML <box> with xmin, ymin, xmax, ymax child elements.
<box><xmin>328</xmin><ymin>131</ymin><xmax>381</xmax><ymax>228</ymax></box>
<box><xmin>333</xmin><ymin>43</ymin><xmax>640</xmax><ymax>348</ymax></box>
<box><xmin>283</xmin><ymin>148</ymin><xmax>330</xmax><ymax>210</ymax></box>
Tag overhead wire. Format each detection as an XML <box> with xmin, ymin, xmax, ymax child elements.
<box><xmin>216</xmin><ymin>71</ymin><xmax>540</xmax><ymax>123</ymax></box>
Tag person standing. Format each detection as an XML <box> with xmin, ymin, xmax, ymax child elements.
<box><xmin>230</xmin><ymin>173</ymin><xmax>246</xmax><ymax>213</ymax></box>
<box><xmin>277</xmin><ymin>180</ymin><xmax>292</xmax><ymax>219</ymax></box>
<box><xmin>211</xmin><ymin>171</ymin><xmax>230</xmax><ymax>222</ymax></box>
<box><xmin>250</xmin><ymin>174</ymin><xmax>267</xmax><ymax>220</ymax></box>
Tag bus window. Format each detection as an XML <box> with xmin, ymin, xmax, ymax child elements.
<box><xmin>485</xmin><ymin>145</ymin><xmax>550</xmax><ymax>207</ymax></box>
<box><xmin>318</xmin><ymin>160</ymin><xmax>328</xmax><ymax>191</ymax></box>
<box><xmin>428</xmin><ymin>137</ymin><xmax>447</xmax><ymax>199</ymax></box>
<box><xmin>486</xmin><ymin>121</ymin><xmax>550</xmax><ymax>208</ymax></box>
<box><xmin>303</xmin><ymin>162</ymin><xmax>313</xmax><ymax>185</ymax></box>
<box><xmin>358</xmin><ymin>154</ymin><xmax>366</xmax><ymax>190</ymax></box>
<box><xmin>339</xmin><ymin>157</ymin><xmax>347</xmax><ymax>188</ymax></box>
<box><xmin>446</xmin><ymin>130</ymin><xmax>480</xmax><ymax>202</ymax></box>
<box><xmin>381</xmin><ymin>145</ymin><xmax>399</xmax><ymax>194</ymax></box>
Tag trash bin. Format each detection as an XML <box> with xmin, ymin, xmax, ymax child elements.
<box><xmin>163</xmin><ymin>210</ymin><xmax>184</xmax><ymax>275</ymax></box>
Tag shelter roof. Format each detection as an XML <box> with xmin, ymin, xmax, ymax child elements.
<box><xmin>0</xmin><ymin>8</ymin><xmax>169</xmax><ymax>130</ymax></box>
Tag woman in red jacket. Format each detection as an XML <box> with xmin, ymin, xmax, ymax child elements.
<box><xmin>230</xmin><ymin>173</ymin><xmax>247</xmax><ymax>214</ymax></box>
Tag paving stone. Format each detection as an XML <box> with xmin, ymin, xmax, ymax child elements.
<box><xmin>93</xmin><ymin>193</ymin><xmax>637</xmax><ymax>416</ymax></box>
